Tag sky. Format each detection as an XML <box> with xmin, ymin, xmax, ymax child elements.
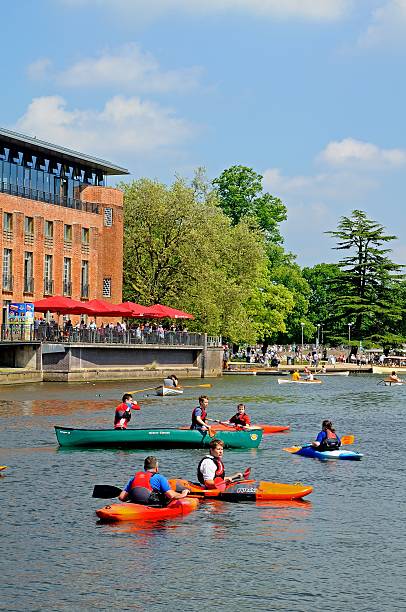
<box><xmin>2</xmin><ymin>0</ymin><xmax>406</xmax><ymax>266</ymax></box>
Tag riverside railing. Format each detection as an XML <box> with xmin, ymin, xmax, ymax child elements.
<box><xmin>0</xmin><ymin>325</ymin><xmax>222</xmax><ymax>347</ymax></box>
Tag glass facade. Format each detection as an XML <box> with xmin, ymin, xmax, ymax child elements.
<box><xmin>0</xmin><ymin>153</ymin><xmax>105</xmax><ymax>214</ymax></box>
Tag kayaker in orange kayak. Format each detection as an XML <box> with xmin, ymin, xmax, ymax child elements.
<box><xmin>190</xmin><ymin>395</ymin><xmax>210</xmax><ymax>432</ymax></box>
<box><xmin>225</xmin><ymin>403</ymin><xmax>251</xmax><ymax>429</ymax></box>
<box><xmin>118</xmin><ymin>456</ymin><xmax>189</xmax><ymax>506</ymax></box>
<box><xmin>197</xmin><ymin>439</ymin><xmax>243</xmax><ymax>489</ymax></box>
<box><xmin>113</xmin><ymin>393</ymin><xmax>140</xmax><ymax>429</ymax></box>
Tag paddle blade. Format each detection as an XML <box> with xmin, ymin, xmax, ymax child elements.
<box><xmin>242</xmin><ymin>467</ymin><xmax>251</xmax><ymax>479</ymax></box>
<box><xmin>92</xmin><ymin>484</ymin><xmax>122</xmax><ymax>498</ymax></box>
<box><xmin>341</xmin><ymin>435</ymin><xmax>355</xmax><ymax>445</ymax></box>
<box><xmin>283</xmin><ymin>446</ymin><xmax>302</xmax><ymax>453</ymax></box>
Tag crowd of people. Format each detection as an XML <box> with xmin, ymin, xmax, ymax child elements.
<box><xmin>226</xmin><ymin>343</ymin><xmax>385</xmax><ymax>368</ymax></box>
<box><xmin>30</xmin><ymin>317</ymin><xmax>190</xmax><ymax>344</ymax></box>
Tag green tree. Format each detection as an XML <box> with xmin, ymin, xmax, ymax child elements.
<box><xmin>302</xmin><ymin>263</ymin><xmax>342</xmax><ymax>343</ymax></box>
<box><xmin>212</xmin><ymin>165</ymin><xmax>287</xmax><ymax>243</ymax></box>
<box><xmin>326</xmin><ymin>210</ymin><xmax>404</xmax><ymax>345</ymax></box>
<box><xmin>121</xmin><ymin>177</ymin><xmax>292</xmax><ymax>343</ymax></box>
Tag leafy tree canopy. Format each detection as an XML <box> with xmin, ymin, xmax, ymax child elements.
<box><xmin>212</xmin><ymin>165</ymin><xmax>287</xmax><ymax>243</ymax></box>
<box><xmin>121</xmin><ymin>177</ymin><xmax>294</xmax><ymax>343</ymax></box>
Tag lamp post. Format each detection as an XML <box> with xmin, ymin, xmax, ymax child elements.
<box><xmin>301</xmin><ymin>322</ymin><xmax>304</xmax><ymax>348</ymax></box>
<box><xmin>348</xmin><ymin>322</ymin><xmax>352</xmax><ymax>345</ymax></box>
<box><xmin>321</xmin><ymin>324</ymin><xmax>324</xmax><ymax>345</ymax></box>
<box><xmin>317</xmin><ymin>323</ymin><xmax>320</xmax><ymax>346</ymax></box>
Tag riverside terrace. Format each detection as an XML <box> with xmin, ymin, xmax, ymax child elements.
<box><xmin>0</xmin><ymin>325</ymin><xmax>223</xmax><ymax>383</ymax></box>
<box><xmin>0</xmin><ymin>323</ymin><xmax>217</xmax><ymax>347</ymax></box>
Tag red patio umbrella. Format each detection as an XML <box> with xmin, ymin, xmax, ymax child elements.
<box><xmin>141</xmin><ymin>304</ymin><xmax>194</xmax><ymax>319</ymax></box>
<box><xmin>84</xmin><ymin>299</ymin><xmax>135</xmax><ymax>317</ymax></box>
<box><xmin>33</xmin><ymin>296</ymin><xmax>93</xmax><ymax>315</ymax></box>
<box><xmin>119</xmin><ymin>301</ymin><xmax>146</xmax><ymax>317</ymax></box>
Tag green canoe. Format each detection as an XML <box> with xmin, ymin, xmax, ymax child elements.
<box><xmin>54</xmin><ymin>426</ymin><xmax>263</xmax><ymax>449</ymax></box>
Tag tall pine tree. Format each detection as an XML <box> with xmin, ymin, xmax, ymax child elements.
<box><xmin>326</xmin><ymin>210</ymin><xmax>404</xmax><ymax>346</ymax></box>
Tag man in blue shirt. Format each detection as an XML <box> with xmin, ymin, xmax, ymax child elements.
<box><xmin>118</xmin><ymin>456</ymin><xmax>189</xmax><ymax>506</ymax></box>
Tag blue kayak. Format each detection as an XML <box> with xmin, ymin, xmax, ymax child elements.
<box><xmin>285</xmin><ymin>445</ymin><xmax>363</xmax><ymax>461</ymax></box>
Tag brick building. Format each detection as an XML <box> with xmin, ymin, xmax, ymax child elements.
<box><xmin>0</xmin><ymin>127</ymin><xmax>128</xmax><ymax>323</ymax></box>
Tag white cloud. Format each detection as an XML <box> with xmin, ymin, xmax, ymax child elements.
<box><xmin>61</xmin><ymin>0</ymin><xmax>352</xmax><ymax>21</ymax></box>
<box><xmin>317</xmin><ymin>138</ymin><xmax>406</xmax><ymax>169</ymax></box>
<box><xmin>13</xmin><ymin>95</ymin><xmax>196</xmax><ymax>162</ymax></box>
<box><xmin>358</xmin><ymin>0</ymin><xmax>406</xmax><ymax>49</ymax></box>
<box><xmin>50</xmin><ymin>44</ymin><xmax>202</xmax><ymax>92</ymax></box>
<box><xmin>27</xmin><ymin>58</ymin><xmax>53</xmax><ymax>80</ymax></box>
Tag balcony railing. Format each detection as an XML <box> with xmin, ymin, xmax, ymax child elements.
<box><xmin>2</xmin><ymin>274</ymin><xmax>13</xmax><ymax>291</ymax></box>
<box><xmin>23</xmin><ymin>277</ymin><xmax>34</xmax><ymax>293</ymax></box>
<box><xmin>0</xmin><ymin>324</ymin><xmax>217</xmax><ymax>348</ymax></box>
<box><xmin>44</xmin><ymin>279</ymin><xmax>54</xmax><ymax>295</ymax></box>
<box><xmin>63</xmin><ymin>281</ymin><xmax>72</xmax><ymax>296</ymax></box>
<box><xmin>81</xmin><ymin>284</ymin><xmax>89</xmax><ymax>299</ymax></box>
<box><xmin>0</xmin><ymin>181</ymin><xmax>99</xmax><ymax>214</ymax></box>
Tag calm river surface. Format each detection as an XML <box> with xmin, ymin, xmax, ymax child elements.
<box><xmin>0</xmin><ymin>374</ymin><xmax>404</xmax><ymax>611</ymax></box>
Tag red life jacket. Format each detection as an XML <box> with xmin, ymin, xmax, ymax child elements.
<box><xmin>130</xmin><ymin>471</ymin><xmax>154</xmax><ymax>491</ymax></box>
<box><xmin>114</xmin><ymin>402</ymin><xmax>132</xmax><ymax>428</ymax></box>
<box><xmin>230</xmin><ymin>413</ymin><xmax>250</xmax><ymax>427</ymax></box>
<box><xmin>129</xmin><ymin>471</ymin><xmax>159</xmax><ymax>505</ymax></box>
<box><xmin>191</xmin><ymin>405</ymin><xmax>207</xmax><ymax>428</ymax></box>
<box><xmin>197</xmin><ymin>456</ymin><xmax>225</xmax><ymax>485</ymax></box>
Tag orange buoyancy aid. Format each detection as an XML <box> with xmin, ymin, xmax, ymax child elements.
<box><xmin>321</xmin><ymin>429</ymin><xmax>341</xmax><ymax>450</ymax></box>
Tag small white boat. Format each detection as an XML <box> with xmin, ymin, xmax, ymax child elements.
<box><xmin>277</xmin><ymin>378</ymin><xmax>322</xmax><ymax>385</ymax></box>
<box><xmin>156</xmin><ymin>386</ymin><xmax>184</xmax><ymax>396</ymax></box>
<box><xmin>316</xmin><ymin>371</ymin><xmax>350</xmax><ymax>377</ymax></box>
<box><xmin>383</xmin><ymin>380</ymin><xmax>405</xmax><ymax>386</ymax></box>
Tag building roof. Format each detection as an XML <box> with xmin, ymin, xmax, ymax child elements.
<box><xmin>0</xmin><ymin>126</ymin><xmax>129</xmax><ymax>176</ymax></box>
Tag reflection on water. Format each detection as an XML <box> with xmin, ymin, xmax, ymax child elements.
<box><xmin>0</xmin><ymin>374</ymin><xmax>404</xmax><ymax>611</ymax></box>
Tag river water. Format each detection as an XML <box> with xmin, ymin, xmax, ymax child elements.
<box><xmin>0</xmin><ymin>374</ymin><xmax>404</xmax><ymax>611</ymax></box>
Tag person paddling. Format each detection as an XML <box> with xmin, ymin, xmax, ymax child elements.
<box><xmin>387</xmin><ymin>371</ymin><xmax>402</xmax><ymax>383</ymax></box>
<box><xmin>114</xmin><ymin>393</ymin><xmax>140</xmax><ymax>429</ymax></box>
<box><xmin>224</xmin><ymin>403</ymin><xmax>251</xmax><ymax>429</ymax></box>
<box><xmin>311</xmin><ymin>419</ymin><xmax>341</xmax><ymax>451</ymax></box>
<box><xmin>291</xmin><ymin>369</ymin><xmax>300</xmax><ymax>381</ymax></box>
<box><xmin>119</xmin><ymin>456</ymin><xmax>189</xmax><ymax>507</ymax></box>
<box><xmin>163</xmin><ymin>374</ymin><xmax>179</xmax><ymax>388</ymax></box>
<box><xmin>197</xmin><ymin>439</ymin><xmax>243</xmax><ymax>490</ymax></box>
<box><xmin>190</xmin><ymin>395</ymin><xmax>210</xmax><ymax>432</ymax></box>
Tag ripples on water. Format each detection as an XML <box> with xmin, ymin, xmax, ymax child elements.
<box><xmin>0</xmin><ymin>375</ymin><xmax>405</xmax><ymax>611</ymax></box>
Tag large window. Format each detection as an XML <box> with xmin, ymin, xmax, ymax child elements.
<box><xmin>24</xmin><ymin>252</ymin><xmax>34</xmax><ymax>293</ymax></box>
<box><xmin>24</xmin><ymin>216</ymin><xmax>34</xmax><ymax>236</ymax></box>
<box><xmin>64</xmin><ymin>224</ymin><xmax>72</xmax><ymax>242</ymax></box>
<box><xmin>82</xmin><ymin>227</ymin><xmax>89</xmax><ymax>244</ymax></box>
<box><xmin>2</xmin><ymin>249</ymin><xmax>13</xmax><ymax>291</ymax></box>
<box><xmin>63</xmin><ymin>257</ymin><xmax>72</xmax><ymax>295</ymax></box>
<box><xmin>81</xmin><ymin>260</ymin><xmax>89</xmax><ymax>298</ymax></box>
<box><xmin>44</xmin><ymin>254</ymin><xmax>53</xmax><ymax>294</ymax></box>
<box><xmin>45</xmin><ymin>220</ymin><xmax>53</xmax><ymax>239</ymax></box>
<box><xmin>3</xmin><ymin>212</ymin><xmax>13</xmax><ymax>232</ymax></box>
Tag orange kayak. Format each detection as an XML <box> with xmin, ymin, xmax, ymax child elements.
<box><xmin>212</xmin><ymin>423</ymin><xmax>290</xmax><ymax>434</ymax></box>
<box><xmin>169</xmin><ymin>478</ymin><xmax>312</xmax><ymax>501</ymax></box>
<box><xmin>96</xmin><ymin>497</ymin><xmax>199</xmax><ymax>522</ymax></box>
<box><xmin>180</xmin><ymin>424</ymin><xmax>289</xmax><ymax>434</ymax></box>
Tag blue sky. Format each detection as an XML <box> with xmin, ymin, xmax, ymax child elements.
<box><xmin>3</xmin><ymin>0</ymin><xmax>406</xmax><ymax>265</ymax></box>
